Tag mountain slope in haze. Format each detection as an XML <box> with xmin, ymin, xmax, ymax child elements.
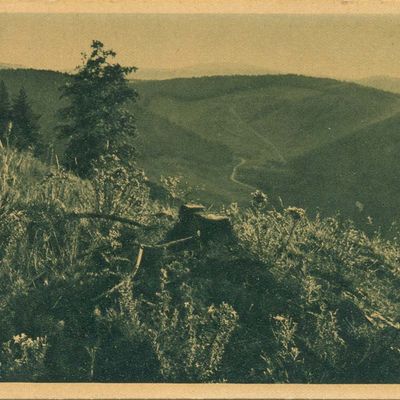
<box><xmin>1</xmin><ymin>69</ymin><xmax>400</xmax><ymax>228</ymax></box>
<box><xmin>134</xmin><ymin>75</ymin><xmax>400</xmax><ymax>228</ymax></box>
<box><xmin>356</xmin><ymin>76</ymin><xmax>400</xmax><ymax>94</ymax></box>
<box><xmin>248</xmin><ymin>113</ymin><xmax>400</xmax><ymax>228</ymax></box>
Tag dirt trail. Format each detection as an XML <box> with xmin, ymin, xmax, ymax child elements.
<box><xmin>227</xmin><ymin>106</ymin><xmax>286</xmax><ymax>191</ymax></box>
<box><xmin>229</xmin><ymin>157</ymin><xmax>257</xmax><ymax>191</ymax></box>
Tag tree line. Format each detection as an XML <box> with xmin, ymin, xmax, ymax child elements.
<box><xmin>0</xmin><ymin>40</ymin><xmax>138</xmax><ymax>175</ymax></box>
<box><xmin>0</xmin><ymin>82</ymin><xmax>41</xmax><ymax>152</ymax></box>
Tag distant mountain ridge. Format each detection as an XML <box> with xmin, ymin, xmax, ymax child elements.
<box><xmin>355</xmin><ymin>75</ymin><xmax>400</xmax><ymax>94</ymax></box>
<box><xmin>133</xmin><ymin>63</ymin><xmax>278</xmax><ymax>80</ymax></box>
<box><xmin>0</xmin><ymin>62</ymin><xmax>278</xmax><ymax>80</ymax></box>
<box><xmin>0</xmin><ymin>62</ymin><xmax>26</xmax><ymax>70</ymax></box>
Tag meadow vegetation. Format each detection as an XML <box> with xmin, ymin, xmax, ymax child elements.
<box><xmin>0</xmin><ymin>42</ymin><xmax>399</xmax><ymax>382</ymax></box>
<box><xmin>0</xmin><ymin>145</ymin><xmax>398</xmax><ymax>382</ymax></box>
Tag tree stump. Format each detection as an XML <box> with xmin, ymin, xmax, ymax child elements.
<box><xmin>167</xmin><ymin>203</ymin><xmax>233</xmax><ymax>244</ymax></box>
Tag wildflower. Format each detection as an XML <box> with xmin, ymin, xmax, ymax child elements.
<box><xmin>12</xmin><ymin>333</ymin><xmax>27</xmax><ymax>344</ymax></box>
<box><xmin>207</xmin><ymin>305</ymin><xmax>216</xmax><ymax>314</ymax></box>
<box><xmin>286</xmin><ymin>206</ymin><xmax>305</xmax><ymax>221</ymax></box>
<box><xmin>251</xmin><ymin>190</ymin><xmax>268</xmax><ymax>208</ymax></box>
<box><xmin>93</xmin><ymin>307</ymin><xmax>101</xmax><ymax>317</ymax></box>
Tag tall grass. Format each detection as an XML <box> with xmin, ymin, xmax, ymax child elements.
<box><xmin>0</xmin><ymin>146</ymin><xmax>398</xmax><ymax>382</ymax></box>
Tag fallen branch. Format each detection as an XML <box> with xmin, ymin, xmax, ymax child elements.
<box><xmin>67</xmin><ymin>212</ymin><xmax>145</xmax><ymax>228</ymax></box>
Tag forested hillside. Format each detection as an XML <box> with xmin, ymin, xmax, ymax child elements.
<box><xmin>1</xmin><ymin>69</ymin><xmax>400</xmax><ymax>230</ymax></box>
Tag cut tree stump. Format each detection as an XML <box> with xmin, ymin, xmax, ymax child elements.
<box><xmin>167</xmin><ymin>203</ymin><xmax>233</xmax><ymax>243</ymax></box>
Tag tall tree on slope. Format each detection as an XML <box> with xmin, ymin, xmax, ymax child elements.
<box><xmin>58</xmin><ymin>40</ymin><xmax>138</xmax><ymax>177</ymax></box>
<box><xmin>0</xmin><ymin>81</ymin><xmax>11</xmax><ymax>142</ymax></box>
<box><xmin>11</xmin><ymin>87</ymin><xmax>41</xmax><ymax>151</ymax></box>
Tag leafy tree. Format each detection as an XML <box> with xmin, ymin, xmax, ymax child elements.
<box><xmin>58</xmin><ymin>40</ymin><xmax>138</xmax><ymax>177</ymax></box>
<box><xmin>0</xmin><ymin>81</ymin><xmax>11</xmax><ymax>141</ymax></box>
<box><xmin>10</xmin><ymin>87</ymin><xmax>41</xmax><ymax>151</ymax></box>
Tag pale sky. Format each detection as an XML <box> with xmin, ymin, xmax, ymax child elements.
<box><xmin>1</xmin><ymin>12</ymin><xmax>400</xmax><ymax>79</ymax></box>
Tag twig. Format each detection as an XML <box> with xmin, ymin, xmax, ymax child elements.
<box><xmin>132</xmin><ymin>245</ymin><xmax>144</xmax><ymax>278</ymax></box>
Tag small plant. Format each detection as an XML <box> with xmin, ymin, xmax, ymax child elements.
<box><xmin>0</xmin><ymin>334</ymin><xmax>48</xmax><ymax>381</ymax></box>
<box><xmin>160</xmin><ymin>175</ymin><xmax>195</xmax><ymax>206</ymax></box>
<box><xmin>261</xmin><ymin>316</ymin><xmax>305</xmax><ymax>383</ymax></box>
<box><xmin>148</xmin><ymin>269</ymin><xmax>238</xmax><ymax>382</ymax></box>
<box><xmin>91</xmin><ymin>153</ymin><xmax>150</xmax><ymax>220</ymax></box>
<box><xmin>251</xmin><ymin>190</ymin><xmax>268</xmax><ymax>210</ymax></box>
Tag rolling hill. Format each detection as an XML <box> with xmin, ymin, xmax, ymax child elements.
<box><xmin>1</xmin><ymin>69</ymin><xmax>400</xmax><ymax>229</ymax></box>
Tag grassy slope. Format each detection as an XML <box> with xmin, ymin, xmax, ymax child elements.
<box><xmin>2</xmin><ymin>70</ymin><xmax>400</xmax><ymax>227</ymax></box>
<box><xmin>1</xmin><ymin>145</ymin><xmax>399</xmax><ymax>383</ymax></box>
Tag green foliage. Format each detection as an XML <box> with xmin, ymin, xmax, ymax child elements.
<box><xmin>160</xmin><ymin>175</ymin><xmax>200</xmax><ymax>206</ymax></box>
<box><xmin>92</xmin><ymin>154</ymin><xmax>150</xmax><ymax>218</ymax></box>
<box><xmin>223</xmin><ymin>193</ymin><xmax>400</xmax><ymax>382</ymax></box>
<box><xmin>0</xmin><ymin>81</ymin><xmax>11</xmax><ymax>140</ymax></box>
<box><xmin>0</xmin><ymin>334</ymin><xmax>48</xmax><ymax>381</ymax></box>
<box><xmin>10</xmin><ymin>88</ymin><xmax>42</xmax><ymax>152</ymax></box>
<box><xmin>58</xmin><ymin>41</ymin><xmax>138</xmax><ymax>177</ymax></box>
<box><xmin>147</xmin><ymin>270</ymin><xmax>238</xmax><ymax>382</ymax></box>
<box><xmin>0</xmin><ymin>143</ymin><xmax>399</xmax><ymax>383</ymax></box>
<box><xmin>0</xmin><ymin>146</ymin><xmax>237</xmax><ymax>382</ymax></box>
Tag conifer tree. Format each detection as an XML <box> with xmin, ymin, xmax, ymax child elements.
<box><xmin>11</xmin><ymin>87</ymin><xmax>41</xmax><ymax>151</ymax></box>
<box><xmin>58</xmin><ymin>40</ymin><xmax>138</xmax><ymax>177</ymax></box>
<box><xmin>0</xmin><ymin>81</ymin><xmax>11</xmax><ymax>141</ymax></box>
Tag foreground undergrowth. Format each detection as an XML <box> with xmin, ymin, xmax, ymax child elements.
<box><xmin>0</xmin><ymin>147</ymin><xmax>398</xmax><ymax>382</ymax></box>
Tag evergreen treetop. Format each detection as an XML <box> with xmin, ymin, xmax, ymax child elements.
<box><xmin>11</xmin><ymin>87</ymin><xmax>41</xmax><ymax>151</ymax></box>
<box><xmin>0</xmin><ymin>80</ymin><xmax>11</xmax><ymax>140</ymax></box>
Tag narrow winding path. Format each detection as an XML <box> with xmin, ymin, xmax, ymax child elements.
<box><xmin>229</xmin><ymin>157</ymin><xmax>257</xmax><ymax>190</ymax></box>
<box><xmin>228</xmin><ymin>106</ymin><xmax>286</xmax><ymax>191</ymax></box>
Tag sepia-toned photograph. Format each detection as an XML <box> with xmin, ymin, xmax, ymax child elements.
<box><xmin>0</xmin><ymin>0</ymin><xmax>399</xmax><ymax>396</ymax></box>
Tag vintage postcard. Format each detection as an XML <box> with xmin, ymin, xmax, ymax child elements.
<box><xmin>0</xmin><ymin>0</ymin><xmax>399</xmax><ymax>399</ymax></box>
